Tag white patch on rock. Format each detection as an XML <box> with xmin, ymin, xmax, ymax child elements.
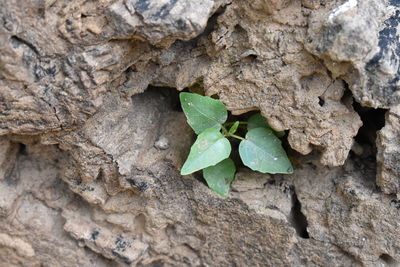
<box><xmin>329</xmin><ymin>0</ymin><xmax>358</xmax><ymax>21</ymax></box>
<box><xmin>155</xmin><ymin>136</ymin><xmax>169</xmax><ymax>150</ymax></box>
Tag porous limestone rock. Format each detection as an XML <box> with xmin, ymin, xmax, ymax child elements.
<box><xmin>201</xmin><ymin>0</ymin><xmax>363</xmax><ymax>166</ymax></box>
<box><xmin>306</xmin><ymin>0</ymin><xmax>400</xmax><ymax>109</ymax></box>
<box><xmin>293</xmin><ymin>155</ymin><xmax>400</xmax><ymax>266</ymax></box>
<box><xmin>2</xmin><ymin>112</ymin><xmax>399</xmax><ymax>266</ymax></box>
<box><xmin>0</xmin><ymin>131</ymin><xmax>373</xmax><ymax>266</ymax></box>
<box><xmin>107</xmin><ymin>0</ymin><xmax>227</xmax><ymax>46</ymax></box>
<box><xmin>376</xmin><ymin>105</ymin><xmax>400</xmax><ymax>195</ymax></box>
<box><xmin>0</xmin><ymin>137</ymin><xmax>19</xmax><ymax>180</ymax></box>
<box><xmin>0</xmin><ymin>0</ymin><xmax>365</xmax><ymax>166</ymax></box>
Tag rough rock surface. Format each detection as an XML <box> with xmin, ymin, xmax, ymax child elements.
<box><xmin>377</xmin><ymin>105</ymin><xmax>400</xmax><ymax>195</ymax></box>
<box><xmin>202</xmin><ymin>1</ymin><xmax>362</xmax><ymax>166</ymax></box>
<box><xmin>306</xmin><ymin>0</ymin><xmax>400</xmax><ymax>109</ymax></box>
<box><xmin>1</xmin><ymin>0</ymin><xmax>400</xmax><ymax>266</ymax></box>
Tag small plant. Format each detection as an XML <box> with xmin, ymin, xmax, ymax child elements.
<box><xmin>180</xmin><ymin>92</ymin><xmax>293</xmax><ymax>197</ymax></box>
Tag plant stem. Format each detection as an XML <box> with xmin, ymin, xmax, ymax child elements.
<box><xmin>221</xmin><ymin>121</ymin><xmax>246</xmax><ymax>140</ymax></box>
<box><xmin>222</xmin><ymin>128</ymin><xmax>245</xmax><ymax>140</ymax></box>
<box><xmin>229</xmin><ymin>134</ymin><xmax>245</xmax><ymax>141</ymax></box>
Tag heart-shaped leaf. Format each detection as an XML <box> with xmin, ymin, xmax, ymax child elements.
<box><xmin>239</xmin><ymin>127</ymin><xmax>293</xmax><ymax>174</ymax></box>
<box><xmin>203</xmin><ymin>158</ymin><xmax>236</xmax><ymax>198</ymax></box>
<box><xmin>248</xmin><ymin>113</ymin><xmax>284</xmax><ymax>137</ymax></box>
<box><xmin>248</xmin><ymin>113</ymin><xmax>273</xmax><ymax>131</ymax></box>
<box><xmin>180</xmin><ymin>92</ymin><xmax>227</xmax><ymax>134</ymax></box>
<box><xmin>181</xmin><ymin>128</ymin><xmax>231</xmax><ymax>175</ymax></box>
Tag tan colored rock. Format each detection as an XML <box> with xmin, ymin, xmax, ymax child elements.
<box><xmin>0</xmin><ymin>137</ymin><xmax>19</xmax><ymax>180</ymax></box>
<box><xmin>0</xmin><ymin>144</ymin><xmax>113</xmax><ymax>266</ymax></box>
<box><xmin>63</xmin><ymin>210</ymin><xmax>149</xmax><ymax>265</ymax></box>
<box><xmin>1</xmin><ymin>0</ymin><xmax>366</xmax><ymax>166</ymax></box>
<box><xmin>1</xmin><ymin>134</ymin><xmax>396</xmax><ymax>266</ymax></box>
<box><xmin>376</xmin><ymin>105</ymin><xmax>400</xmax><ymax>195</ymax></box>
<box><xmin>0</xmin><ymin>233</ymin><xmax>34</xmax><ymax>258</ymax></box>
<box><xmin>203</xmin><ymin>1</ymin><xmax>362</xmax><ymax>166</ymax></box>
<box><xmin>294</xmin><ymin>157</ymin><xmax>400</xmax><ymax>266</ymax></box>
<box><xmin>306</xmin><ymin>0</ymin><xmax>400</xmax><ymax>109</ymax></box>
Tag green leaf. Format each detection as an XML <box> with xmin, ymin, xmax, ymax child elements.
<box><xmin>180</xmin><ymin>92</ymin><xmax>227</xmax><ymax>134</ymax></box>
<box><xmin>248</xmin><ymin>113</ymin><xmax>284</xmax><ymax>137</ymax></box>
<box><xmin>203</xmin><ymin>158</ymin><xmax>236</xmax><ymax>198</ymax></box>
<box><xmin>239</xmin><ymin>127</ymin><xmax>293</xmax><ymax>174</ymax></box>
<box><xmin>181</xmin><ymin>128</ymin><xmax>231</xmax><ymax>175</ymax></box>
<box><xmin>228</xmin><ymin>121</ymin><xmax>240</xmax><ymax>135</ymax></box>
<box><xmin>248</xmin><ymin>113</ymin><xmax>273</xmax><ymax>131</ymax></box>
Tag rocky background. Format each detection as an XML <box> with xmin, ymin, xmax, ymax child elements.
<box><xmin>1</xmin><ymin>0</ymin><xmax>400</xmax><ymax>266</ymax></box>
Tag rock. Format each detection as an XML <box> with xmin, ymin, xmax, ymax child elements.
<box><xmin>2</xmin><ymin>134</ymin><xmax>399</xmax><ymax>266</ymax></box>
<box><xmin>63</xmin><ymin>210</ymin><xmax>149</xmax><ymax>265</ymax></box>
<box><xmin>376</xmin><ymin>105</ymin><xmax>400</xmax><ymax>195</ymax></box>
<box><xmin>202</xmin><ymin>0</ymin><xmax>362</xmax><ymax>166</ymax></box>
<box><xmin>306</xmin><ymin>0</ymin><xmax>400</xmax><ymax>109</ymax></box>
<box><xmin>107</xmin><ymin>0</ymin><xmax>228</xmax><ymax>46</ymax></box>
<box><xmin>0</xmin><ymin>137</ymin><xmax>19</xmax><ymax>180</ymax></box>
<box><xmin>155</xmin><ymin>136</ymin><xmax>170</xmax><ymax>150</ymax></box>
<box><xmin>0</xmin><ymin>233</ymin><xmax>35</xmax><ymax>258</ymax></box>
<box><xmin>0</xmin><ymin>0</ymin><xmax>365</xmax><ymax>166</ymax></box>
<box><xmin>0</xmin><ymin>144</ymin><xmax>113</xmax><ymax>266</ymax></box>
<box><xmin>294</xmin><ymin>157</ymin><xmax>400</xmax><ymax>266</ymax></box>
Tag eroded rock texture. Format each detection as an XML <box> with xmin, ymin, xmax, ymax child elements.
<box><xmin>377</xmin><ymin>105</ymin><xmax>400</xmax><ymax>195</ymax></box>
<box><xmin>1</xmin><ymin>0</ymin><xmax>400</xmax><ymax>266</ymax></box>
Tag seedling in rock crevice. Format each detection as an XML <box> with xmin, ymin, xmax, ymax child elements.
<box><xmin>179</xmin><ymin>92</ymin><xmax>293</xmax><ymax>197</ymax></box>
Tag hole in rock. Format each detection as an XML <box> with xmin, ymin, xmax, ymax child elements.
<box><xmin>180</xmin><ymin>4</ymin><xmax>227</xmax><ymax>46</ymax></box>
<box><xmin>241</xmin><ymin>54</ymin><xmax>258</xmax><ymax>63</ymax></box>
<box><xmin>346</xmin><ymin>97</ymin><xmax>387</xmax><ymax>183</ymax></box>
<box><xmin>198</xmin><ymin>5</ymin><xmax>227</xmax><ymax>38</ymax></box>
<box><xmin>326</xmin><ymin>69</ymin><xmax>333</xmax><ymax>79</ymax></box>
<box><xmin>192</xmin><ymin>172</ymin><xmax>208</xmax><ymax>186</ymax></box>
<box><xmin>10</xmin><ymin>35</ymin><xmax>39</xmax><ymax>54</ymax></box>
<box><xmin>379</xmin><ymin>253</ymin><xmax>399</xmax><ymax>266</ymax></box>
<box><xmin>186</xmin><ymin>79</ymin><xmax>205</xmax><ymax>96</ymax></box>
<box><xmin>19</xmin><ymin>143</ymin><xmax>28</xmax><ymax>155</ymax></box>
<box><xmin>340</xmin><ymin>87</ymin><xmax>354</xmax><ymax>107</ymax></box>
<box><xmin>290</xmin><ymin>192</ymin><xmax>310</xmax><ymax>239</ymax></box>
<box><xmin>146</xmin><ymin>85</ymin><xmax>183</xmax><ymax>112</ymax></box>
<box><xmin>318</xmin><ymin>96</ymin><xmax>325</xmax><ymax>107</ymax></box>
<box><xmin>247</xmin><ymin>54</ymin><xmax>258</xmax><ymax>60</ymax></box>
<box><xmin>142</xmin><ymin>86</ymin><xmax>211</xmax><ymax>185</ymax></box>
<box><xmin>352</xmin><ymin>100</ymin><xmax>387</xmax><ymax>146</ymax></box>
